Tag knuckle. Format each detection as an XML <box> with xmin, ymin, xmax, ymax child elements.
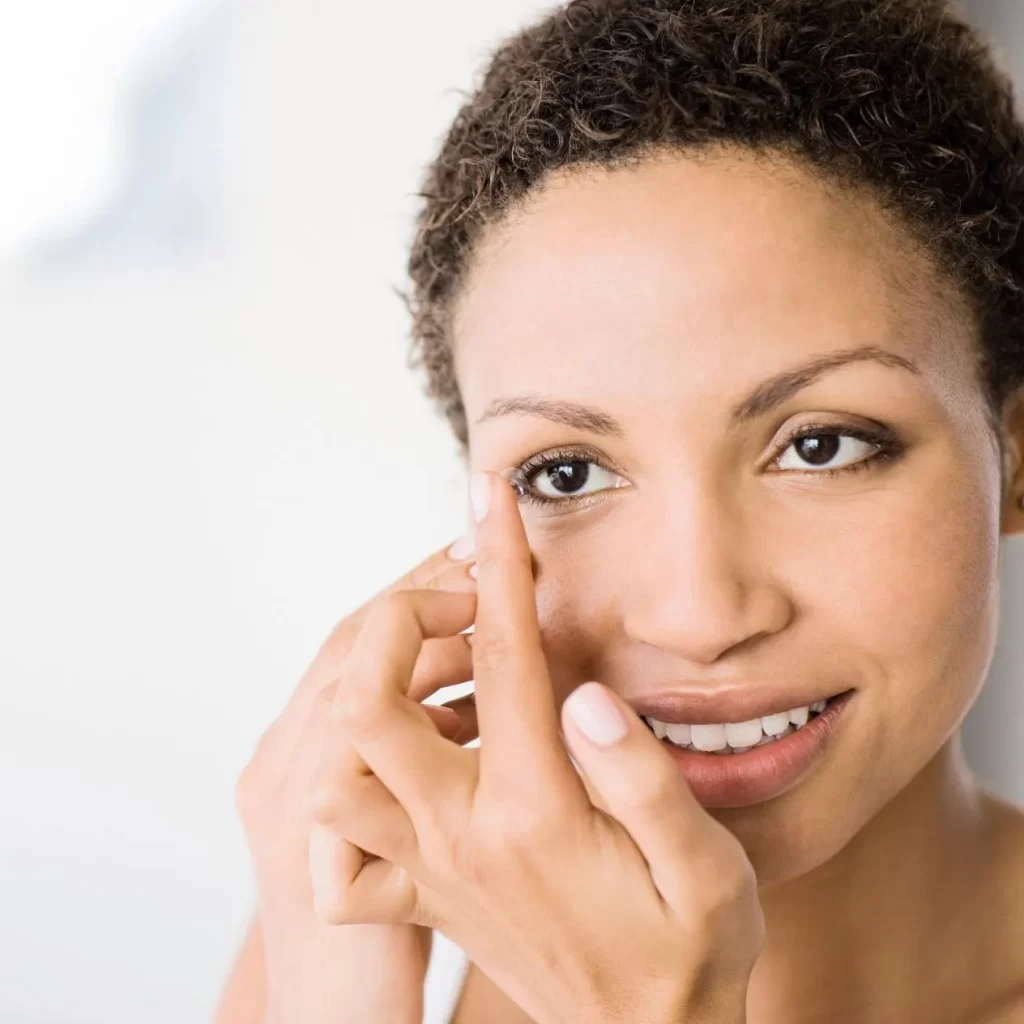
<box><xmin>310</xmin><ymin>680</ymin><xmax>338</xmax><ymax>715</ymax></box>
<box><xmin>309</xmin><ymin>779</ymin><xmax>346</xmax><ymax>825</ymax></box>
<box><xmin>329</xmin><ymin>666</ymin><xmax>371</xmax><ymax>719</ymax></box>
<box><xmin>697</xmin><ymin>862</ymin><xmax>757</xmax><ymax>923</ymax></box>
<box><xmin>234</xmin><ymin>761</ymin><xmax>268</xmax><ymax>822</ymax></box>
<box><xmin>331</xmin><ymin>686</ymin><xmax>387</xmax><ymax>737</ymax></box>
<box><xmin>313</xmin><ymin>889</ymin><xmax>358</xmax><ymax>926</ymax></box>
<box><xmin>315</xmin><ymin>613</ymin><xmax>365</xmax><ymax>667</ymax></box>
<box><xmin>329</xmin><ymin>684</ymin><xmax>361</xmax><ymax>728</ymax></box>
<box><xmin>375</xmin><ymin>589</ymin><xmax>410</xmax><ymax>621</ymax></box>
<box><xmin>687</xmin><ymin>867</ymin><xmax>764</xmax><ymax>972</ymax></box>
<box><xmin>232</xmin><ymin>725</ymin><xmax>283</xmax><ymax>821</ymax></box>
<box><xmin>317</xmin><ymin>623</ymin><xmax>350</xmax><ymax>662</ymax></box>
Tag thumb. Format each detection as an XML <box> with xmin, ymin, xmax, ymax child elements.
<box><xmin>560</xmin><ymin>682</ymin><xmax>706</xmax><ymax>878</ymax></box>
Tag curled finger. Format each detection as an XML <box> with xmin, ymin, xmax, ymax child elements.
<box><xmin>311</xmin><ymin>771</ymin><xmax>419</xmax><ymax>868</ymax></box>
<box><xmin>407</xmin><ymin>631</ymin><xmax>475</xmax><ymax>701</ymax></box>
<box><xmin>308</xmin><ymin>826</ymin><xmax>418</xmax><ymax>926</ymax></box>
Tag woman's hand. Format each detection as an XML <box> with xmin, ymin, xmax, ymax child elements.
<box><xmin>310</xmin><ymin>471</ymin><xmax>765</xmax><ymax>1024</ymax></box>
<box><xmin>233</xmin><ymin>539</ymin><xmax>479</xmax><ymax>1024</ymax></box>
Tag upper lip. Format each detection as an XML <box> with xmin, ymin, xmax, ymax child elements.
<box><xmin>626</xmin><ymin>684</ymin><xmax>853</xmax><ymax>725</ymax></box>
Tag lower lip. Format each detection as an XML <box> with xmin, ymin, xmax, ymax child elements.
<box><xmin>659</xmin><ymin>690</ymin><xmax>856</xmax><ymax>808</ymax></box>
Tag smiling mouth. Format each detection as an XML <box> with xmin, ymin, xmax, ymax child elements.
<box><xmin>641</xmin><ymin>691</ymin><xmax>850</xmax><ymax>755</ymax></box>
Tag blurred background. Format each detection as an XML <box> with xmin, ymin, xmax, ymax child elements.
<box><xmin>1</xmin><ymin>1</ymin><xmax>1021</xmax><ymax>1021</ymax></box>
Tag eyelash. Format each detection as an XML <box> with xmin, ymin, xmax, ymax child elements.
<box><xmin>514</xmin><ymin>425</ymin><xmax>906</xmax><ymax>510</ymax></box>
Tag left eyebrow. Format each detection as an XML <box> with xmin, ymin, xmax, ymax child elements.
<box><xmin>473</xmin><ymin>345</ymin><xmax>922</xmax><ymax>434</ymax></box>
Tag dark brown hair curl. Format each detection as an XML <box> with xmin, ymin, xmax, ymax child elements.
<box><xmin>398</xmin><ymin>0</ymin><xmax>1024</xmax><ymax>462</ymax></box>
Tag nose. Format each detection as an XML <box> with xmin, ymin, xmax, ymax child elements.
<box><xmin>620</xmin><ymin>486</ymin><xmax>792</xmax><ymax>664</ymax></box>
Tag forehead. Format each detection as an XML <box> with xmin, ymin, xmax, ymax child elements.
<box><xmin>451</xmin><ymin>150</ymin><xmax>966</xmax><ymax>422</ymax></box>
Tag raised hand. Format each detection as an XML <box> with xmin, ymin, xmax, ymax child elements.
<box><xmin>309</xmin><ymin>471</ymin><xmax>764</xmax><ymax>1024</ymax></box>
<box><xmin>233</xmin><ymin>537</ymin><xmax>478</xmax><ymax>1024</ymax></box>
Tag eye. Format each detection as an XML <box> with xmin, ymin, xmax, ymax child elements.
<box><xmin>528</xmin><ymin>459</ymin><xmax>623</xmax><ymax>500</ymax></box>
<box><xmin>773</xmin><ymin>426</ymin><xmax>900</xmax><ymax>475</ymax></box>
<box><xmin>516</xmin><ymin>446</ymin><xmax>628</xmax><ymax>507</ymax></box>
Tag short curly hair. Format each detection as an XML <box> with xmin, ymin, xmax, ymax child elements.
<box><xmin>398</xmin><ymin>0</ymin><xmax>1024</xmax><ymax>468</ymax></box>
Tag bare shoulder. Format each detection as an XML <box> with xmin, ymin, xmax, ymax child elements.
<box><xmin>966</xmin><ymin>984</ymin><xmax>1024</xmax><ymax>1024</ymax></box>
<box><xmin>964</xmin><ymin>790</ymin><xmax>1024</xmax><ymax>1024</ymax></box>
<box><xmin>978</xmin><ymin>788</ymin><xmax>1024</xmax><ymax>907</ymax></box>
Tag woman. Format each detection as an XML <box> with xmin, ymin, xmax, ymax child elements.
<box><xmin>215</xmin><ymin>0</ymin><xmax>1024</xmax><ymax>1021</ymax></box>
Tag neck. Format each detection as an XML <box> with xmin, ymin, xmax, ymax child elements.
<box><xmin>747</xmin><ymin>733</ymin><xmax>995</xmax><ymax>1023</ymax></box>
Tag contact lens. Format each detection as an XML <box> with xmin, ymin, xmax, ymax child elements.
<box><xmin>499</xmin><ymin>465</ymin><xmax>530</xmax><ymax>499</ymax></box>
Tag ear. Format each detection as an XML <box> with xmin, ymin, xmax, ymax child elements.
<box><xmin>1000</xmin><ymin>387</ymin><xmax>1024</xmax><ymax>537</ymax></box>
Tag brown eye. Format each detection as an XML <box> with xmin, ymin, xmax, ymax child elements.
<box><xmin>775</xmin><ymin>430</ymin><xmax>879</xmax><ymax>473</ymax></box>
<box><xmin>515</xmin><ymin>447</ymin><xmax>630</xmax><ymax>508</ymax></box>
<box><xmin>529</xmin><ymin>459</ymin><xmax>616</xmax><ymax>499</ymax></box>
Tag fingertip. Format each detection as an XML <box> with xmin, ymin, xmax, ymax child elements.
<box><xmin>499</xmin><ymin>465</ymin><xmax>529</xmax><ymax>500</ymax></box>
<box><xmin>563</xmin><ymin>682</ymin><xmax>630</xmax><ymax>747</ymax></box>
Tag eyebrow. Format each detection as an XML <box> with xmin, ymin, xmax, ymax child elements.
<box><xmin>474</xmin><ymin>345</ymin><xmax>922</xmax><ymax>436</ymax></box>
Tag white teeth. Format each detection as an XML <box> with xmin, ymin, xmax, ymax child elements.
<box><xmin>689</xmin><ymin>723</ymin><xmax>727</xmax><ymax>751</ymax></box>
<box><xmin>724</xmin><ymin>719</ymin><xmax>763</xmax><ymax>748</ymax></box>
<box><xmin>788</xmin><ymin>706</ymin><xmax>809</xmax><ymax>728</ymax></box>
<box><xmin>760</xmin><ymin>711</ymin><xmax>791</xmax><ymax>735</ymax></box>
<box><xmin>644</xmin><ymin>698</ymin><xmax>826</xmax><ymax>753</ymax></box>
<box><xmin>666</xmin><ymin>723</ymin><xmax>691</xmax><ymax>745</ymax></box>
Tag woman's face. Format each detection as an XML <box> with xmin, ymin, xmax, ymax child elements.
<box><xmin>451</xmin><ymin>149</ymin><xmax>1014</xmax><ymax>883</ymax></box>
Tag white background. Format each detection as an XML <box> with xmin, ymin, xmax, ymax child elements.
<box><xmin>1</xmin><ymin>1</ymin><xmax>1021</xmax><ymax>1021</ymax></box>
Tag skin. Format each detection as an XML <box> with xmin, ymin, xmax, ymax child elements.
<box><xmin>446</xmin><ymin>148</ymin><xmax>1024</xmax><ymax>1023</ymax></box>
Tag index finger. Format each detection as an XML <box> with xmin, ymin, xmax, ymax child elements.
<box><xmin>468</xmin><ymin>470</ymin><xmax>583</xmax><ymax>802</ymax></box>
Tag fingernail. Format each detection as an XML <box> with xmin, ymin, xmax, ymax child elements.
<box><xmin>564</xmin><ymin>682</ymin><xmax>628</xmax><ymax>746</ymax></box>
<box><xmin>447</xmin><ymin>532</ymin><xmax>475</xmax><ymax>560</ymax></box>
<box><xmin>468</xmin><ymin>563</ymin><xmax>478</xmax><ymax>579</ymax></box>
<box><xmin>470</xmin><ymin>472</ymin><xmax>491</xmax><ymax>523</ymax></box>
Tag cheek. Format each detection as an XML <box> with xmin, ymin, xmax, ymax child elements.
<box><xmin>805</xmin><ymin>483</ymin><xmax>1000</xmax><ymax>758</ymax></box>
<box><xmin>532</xmin><ymin>553</ymin><xmax>617</xmax><ymax>706</ymax></box>
<box><xmin>733</xmin><ymin>487</ymin><xmax>1002</xmax><ymax>880</ymax></box>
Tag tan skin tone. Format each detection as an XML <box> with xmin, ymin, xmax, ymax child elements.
<box><xmin>214</xmin><ymin>147</ymin><xmax>1024</xmax><ymax>1024</ymax></box>
<box><xmin>446</xmin><ymin>149</ymin><xmax>1024</xmax><ymax>1024</ymax></box>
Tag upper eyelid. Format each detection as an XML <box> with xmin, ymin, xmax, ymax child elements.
<box><xmin>518</xmin><ymin>443</ymin><xmax>619</xmax><ymax>476</ymax></box>
<box><xmin>770</xmin><ymin>421</ymin><xmax>891</xmax><ymax>460</ymax></box>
